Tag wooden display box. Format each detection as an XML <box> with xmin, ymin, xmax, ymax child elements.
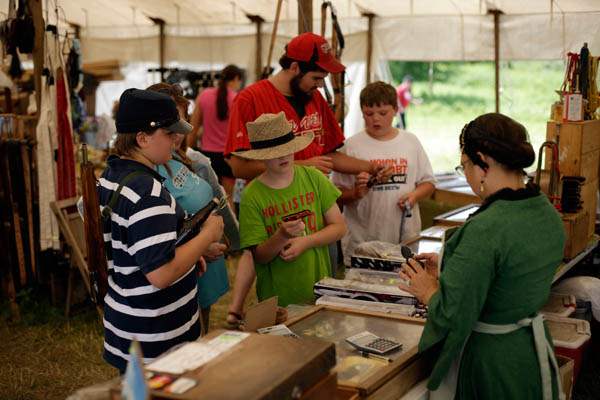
<box><xmin>145</xmin><ymin>331</ymin><xmax>337</xmax><ymax>400</ymax></box>
<box><xmin>286</xmin><ymin>305</ymin><xmax>432</xmax><ymax>399</ymax></box>
<box><xmin>562</xmin><ymin>210</ymin><xmax>590</xmax><ymax>259</ymax></box>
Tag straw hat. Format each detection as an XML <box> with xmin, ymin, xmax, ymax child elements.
<box><xmin>233</xmin><ymin>112</ymin><xmax>313</xmax><ymax>160</ymax></box>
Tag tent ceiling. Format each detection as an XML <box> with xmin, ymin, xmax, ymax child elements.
<box><xmin>3</xmin><ymin>0</ymin><xmax>600</xmax><ymax>29</ymax></box>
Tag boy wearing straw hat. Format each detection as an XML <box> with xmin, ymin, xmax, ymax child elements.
<box><xmin>235</xmin><ymin>112</ymin><xmax>347</xmax><ymax>307</ymax></box>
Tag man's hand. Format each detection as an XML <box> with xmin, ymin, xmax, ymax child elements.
<box><xmin>203</xmin><ymin>242</ymin><xmax>227</xmax><ymax>262</ymax></box>
<box><xmin>278</xmin><ymin>219</ymin><xmax>306</xmax><ymax>239</ymax></box>
<box><xmin>279</xmin><ymin>236</ymin><xmax>310</xmax><ymax>262</ymax></box>
<box><xmin>296</xmin><ymin>156</ymin><xmax>334</xmax><ymax>174</ymax></box>
<box><xmin>370</xmin><ymin>163</ymin><xmax>394</xmax><ymax>184</ymax></box>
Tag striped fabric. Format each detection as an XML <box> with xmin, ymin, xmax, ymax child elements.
<box><xmin>98</xmin><ymin>156</ymin><xmax>200</xmax><ymax>372</ymax></box>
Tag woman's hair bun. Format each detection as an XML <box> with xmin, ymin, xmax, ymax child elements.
<box><xmin>460</xmin><ymin>113</ymin><xmax>534</xmax><ymax>171</ymax></box>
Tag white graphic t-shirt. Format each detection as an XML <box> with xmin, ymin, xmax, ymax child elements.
<box><xmin>332</xmin><ymin>129</ymin><xmax>436</xmax><ymax>265</ymax></box>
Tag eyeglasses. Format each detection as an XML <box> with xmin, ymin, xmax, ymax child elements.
<box><xmin>455</xmin><ymin>159</ymin><xmax>472</xmax><ymax>176</ymax></box>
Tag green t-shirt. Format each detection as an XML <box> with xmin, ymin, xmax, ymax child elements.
<box><xmin>239</xmin><ymin>166</ymin><xmax>341</xmax><ymax>306</ymax></box>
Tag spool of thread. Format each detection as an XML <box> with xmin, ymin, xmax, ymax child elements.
<box><xmin>561</xmin><ymin>176</ymin><xmax>586</xmax><ymax>213</ymax></box>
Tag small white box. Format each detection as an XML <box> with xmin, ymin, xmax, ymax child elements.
<box><xmin>563</xmin><ymin>93</ymin><xmax>583</xmax><ymax>122</ymax></box>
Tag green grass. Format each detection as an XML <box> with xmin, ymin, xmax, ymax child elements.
<box><xmin>393</xmin><ymin>61</ymin><xmax>565</xmax><ymax>172</ymax></box>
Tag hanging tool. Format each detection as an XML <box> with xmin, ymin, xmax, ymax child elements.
<box><xmin>535</xmin><ymin>141</ymin><xmax>561</xmax><ymax>210</ymax></box>
<box><xmin>321</xmin><ymin>1</ymin><xmax>346</xmax><ymax>130</ymax></box>
<box><xmin>261</xmin><ymin>0</ymin><xmax>283</xmax><ymax>79</ymax></box>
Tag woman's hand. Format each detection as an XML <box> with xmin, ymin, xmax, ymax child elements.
<box><xmin>203</xmin><ymin>242</ymin><xmax>227</xmax><ymax>262</ymax></box>
<box><xmin>279</xmin><ymin>236</ymin><xmax>310</xmax><ymax>262</ymax></box>
<box><xmin>398</xmin><ymin>258</ymin><xmax>439</xmax><ymax>305</ymax></box>
<box><xmin>278</xmin><ymin>219</ymin><xmax>306</xmax><ymax>239</ymax></box>
<box><xmin>416</xmin><ymin>252</ymin><xmax>440</xmax><ymax>278</ymax></box>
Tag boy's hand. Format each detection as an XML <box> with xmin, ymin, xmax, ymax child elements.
<box><xmin>296</xmin><ymin>156</ymin><xmax>333</xmax><ymax>174</ymax></box>
<box><xmin>204</xmin><ymin>242</ymin><xmax>227</xmax><ymax>262</ymax></box>
<box><xmin>278</xmin><ymin>219</ymin><xmax>306</xmax><ymax>239</ymax></box>
<box><xmin>204</xmin><ymin>214</ymin><xmax>225</xmax><ymax>242</ymax></box>
<box><xmin>197</xmin><ymin>256</ymin><xmax>207</xmax><ymax>277</ymax></box>
<box><xmin>354</xmin><ymin>172</ymin><xmax>370</xmax><ymax>199</ymax></box>
<box><xmin>279</xmin><ymin>236</ymin><xmax>310</xmax><ymax>261</ymax></box>
<box><xmin>398</xmin><ymin>192</ymin><xmax>417</xmax><ymax>210</ymax></box>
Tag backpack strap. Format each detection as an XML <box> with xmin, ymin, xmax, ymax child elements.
<box><xmin>101</xmin><ymin>170</ymin><xmax>150</xmax><ymax>220</ymax></box>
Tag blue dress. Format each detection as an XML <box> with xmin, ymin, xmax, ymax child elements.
<box><xmin>157</xmin><ymin>158</ymin><xmax>229</xmax><ymax>309</ymax></box>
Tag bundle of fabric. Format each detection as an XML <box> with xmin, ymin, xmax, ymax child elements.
<box><xmin>353</xmin><ymin>241</ymin><xmax>404</xmax><ymax>261</ymax></box>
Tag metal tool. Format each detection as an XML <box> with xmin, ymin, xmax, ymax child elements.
<box><xmin>399</xmin><ymin>201</ymin><xmax>412</xmax><ymax>243</ymax></box>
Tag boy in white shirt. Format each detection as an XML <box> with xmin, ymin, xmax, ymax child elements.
<box><xmin>332</xmin><ymin>81</ymin><xmax>436</xmax><ymax>265</ymax></box>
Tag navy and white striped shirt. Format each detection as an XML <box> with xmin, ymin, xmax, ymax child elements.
<box><xmin>98</xmin><ymin>156</ymin><xmax>200</xmax><ymax>372</ymax></box>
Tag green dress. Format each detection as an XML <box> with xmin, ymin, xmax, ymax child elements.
<box><xmin>419</xmin><ymin>189</ymin><xmax>565</xmax><ymax>399</ymax></box>
<box><xmin>239</xmin><ymin>166</ymin><xmax>341</xmax><ymax>307</ymax></box>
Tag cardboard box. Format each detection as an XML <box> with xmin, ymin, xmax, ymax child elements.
<box><xmin>562</xmin><ymin>210</ymin><xmax>590</xmax><ymax>259</ymax></box>
<box><xmin>557</xmin><ymin>355</ymin><xmax>574</xmax><ymax>400</ymax></box>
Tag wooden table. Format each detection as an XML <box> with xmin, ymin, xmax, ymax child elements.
<box><xmin>553</xmin><ymin>235</ymin><xmax>600</xmax><ymax>283</ymax></box>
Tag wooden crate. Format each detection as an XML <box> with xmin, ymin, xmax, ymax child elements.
<box><xmin>545</xmin><ymin>120</ymin><xmax>600</xmax><ymax>176</ymax></box>
<box><xmin>545</xmin><ymin>120</ymin><xmax>600</xmax><ymax>184</ymax></box>
<box><xmin>581</xmin><ymin>179</ymin><xmax>598</xmax><ymax>238</ymax></box>
<box><xmin>562</xmin><ymin>210</ymin><xmax>590</xmax><ymax>259</ymax></box>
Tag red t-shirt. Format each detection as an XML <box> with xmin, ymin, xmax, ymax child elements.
<box><xmin>396</xmin><ymin>83</ymin><xmax>412</xmax><ymax>110</ymax></box>
<box><xmin>225</xmin><ymin>80</ymin><xmax>345</xmax><ymax>160</ymax></box>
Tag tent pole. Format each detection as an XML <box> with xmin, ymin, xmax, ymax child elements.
<box><xmin>298</xmin><ymin>0</ymin><xmax>313</xmax><ymax>34</ymax></box>
<box><xmin>363</xmin><ymin>13</ymin><xmax>375</xmax><ymax>84</ymax></box>
<box><xmin>28</xmin><ymin>0</ymin><xmax>44</xmax><ymax>118</ymax></box>
<box><xmin>149</xmin><ymin>17</ymin><xmax>166</xmax><ymax>82</ymax></box>
<box><xmin>247</xmin><ymin>15</ymin><xmax>265</xmax><ymax>82</ymax></box>
<box><xmin>489</xmin><ymin>9</ymin><xmax>503</xmax><ymax>113</ymax></box>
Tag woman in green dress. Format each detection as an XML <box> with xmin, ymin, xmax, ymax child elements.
<box><xmin>399</xmin><ymin>113</ymin><xmax>565</xmax><ymax>399</ymax></box>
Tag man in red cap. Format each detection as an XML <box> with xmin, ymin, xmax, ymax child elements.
<box><xmin>225</xmin><ymin>32</ymin><xmax>384</xmax><ymax>179</ymax></box>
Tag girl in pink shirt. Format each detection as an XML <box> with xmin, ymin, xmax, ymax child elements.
<box><xmin>189</xmin><ymin>65</ymin><xmax>243</xmax><ymax>203</ymax></box>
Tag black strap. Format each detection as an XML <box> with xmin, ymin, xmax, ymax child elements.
<box><xmin>250</xmin><ymin>131</ymin><xmax>295</xmax><ymax>149</ymax></box>
<box><xmin>101</xmin><ymin>170</ymin><xmax>149</xmax><ymax>220</ymax></box>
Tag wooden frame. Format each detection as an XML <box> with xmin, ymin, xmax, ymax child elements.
<box><xmin>50</xmin><ymin>198</ymin><xmax>92</xmax><ymax>316</ymax></box>
<box><xmin>286</xmin><ymin>305</ymin><xmax>432</xmax><ymax>399</ymax></box>
<box><xmin>433</xmin><ymin>203</ymin><xmax>480</xmax><ymax>226</ymax></box>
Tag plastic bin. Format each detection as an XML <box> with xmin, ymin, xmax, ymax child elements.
<box><xmin>545</xmin><ymin>315</ymin><xmax>591</xmax><ymax>382</ymax></box>
<box><xmin>540</xmin><ymin>293</ymin><xmax>576</xmax><ymax>318</ymax></box>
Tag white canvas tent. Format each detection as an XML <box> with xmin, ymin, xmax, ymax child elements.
<box><xmin>5</xmin><ymin>1</ymin><xmax>600</xmax><ymax>128</ymax></box>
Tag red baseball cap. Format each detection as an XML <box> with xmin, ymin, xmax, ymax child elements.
<box><xmin>285</xmin><ymin>33</ymin><xmax>345</xmax><ymax>74</ymax></box>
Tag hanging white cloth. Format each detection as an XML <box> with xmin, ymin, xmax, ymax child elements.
<box><xmin>36</xmin><ymin>30</ymin><xmax>63</xmax><ymax>250</ymax></box>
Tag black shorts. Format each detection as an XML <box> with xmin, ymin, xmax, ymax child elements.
<box><xmin>201</xmin><ymin>150</ymin><xmax>234</xmax><ymax>179</ymax></box>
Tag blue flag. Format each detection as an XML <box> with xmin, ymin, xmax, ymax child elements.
<box><xmin>122</xmin><ymin>340</ymin><xmax>148</xmax><ymax>400</ymax></box>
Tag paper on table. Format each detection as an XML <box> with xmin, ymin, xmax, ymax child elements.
<box><xmin>146</xmin><ymin>331</ymin><xmax>250</xmax><ymax>374</ymax></box>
